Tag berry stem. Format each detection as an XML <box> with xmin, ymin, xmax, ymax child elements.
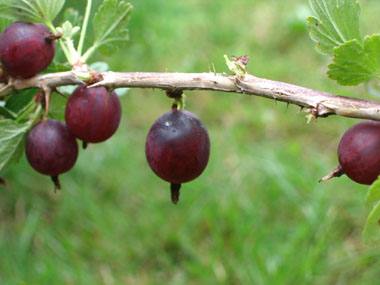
<box><xmin>170</xmin><ymin>183</ymin><xmax>181</xmax><ymax>204</ymax></box>
<box><xmin>319</xmin><ymin>165</ymin><xmax>344</xmax><ymax>182</ymax></box>
<box><xmin>167</xmin><ymin>90</ymin><xmax>185</xmax><ymax>111</ymax></box>
<box><xmin>45</xmin><ymin>33</ymin><xmax>63</xmax><ymax>43</ymax></box>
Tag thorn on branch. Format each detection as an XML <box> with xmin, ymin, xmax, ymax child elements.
<box><xmin>53</xmin><ymin>87</ymin><xmax>69</xmax><ymax>99</ymax></box>
<box><xmin>41</xmin><ymin>87</ymin><xmax>53</xmax><ymax>116</ymax></box>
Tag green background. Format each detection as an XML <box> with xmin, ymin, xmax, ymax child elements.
<box><xmin>2</xmin><ymin>0</ymin><xmax>380</xmax><ymax>284</ymax></box>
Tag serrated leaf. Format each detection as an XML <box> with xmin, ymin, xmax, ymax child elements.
<box><xmin>57</xmin><ymin>21</ymin><xmax>80</xmax><ymax>39</ymax></box>
<box><xmin>63</xmin><ymin>7</ymin><xmax>81</xmax><ymax>28</ymax></box>
<box><xmin>92</xmin><ymin>0</ymin><xmax>133</xmax><ymax>56</ymax></box>
<box><xmin>0</xmin><ymin>120</ymin><xmax>31</xmax><ymax>171</ymax></box>
<box><xmin>308</xmin><ymin>0</ymin><xmax>361</xmax><ymax>55</ymax></box>
<box><xmin>327</xmin><ymin>35</ymin><xmax>380</xmax><ymax>86</ymax></box>
<box><xmin>366</xmin><ymin>178</ymin><xmax>380</xmax><ymax>205</ymax></box>
<box><xmin>0</xmin><ymin>0</ymin><xmax>65</xmax><ymax>24</ymax></box>
<box><xmin>363</xmin><ymin>201</ymin><xmax>380</xmax><ymax>243</ymax></box>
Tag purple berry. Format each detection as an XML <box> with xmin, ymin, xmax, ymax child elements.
<box><xmin>0</xmin><ymin>22</ymin><xmax>56</xmax><ymax>78</ymax></box>
<box><xmin>145</xmin><ymin>109</ymin><xmax>210</xmax><ymax>203</ymax></box>
<box><xmin>338</xmin><ymin>120</ymin><xmax>380</xmax><ymax>185</ymax></box>
<box><xmin>25</xmin><ymin>119</ymin><xmax>78</xmax><ymax>188</ymax></box>
<box><xmin>65</xmin><ymin>85</ymin><xmax>122</xmax><ymax>143</ymax></box>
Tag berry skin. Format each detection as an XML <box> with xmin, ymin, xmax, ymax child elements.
<box><xmin>145</xmin><ymin>109</ymin><xmax>210</xmax><ymax>203</ymax></box>
<box><xmin>65</xmin><ymin>85</ymin><xmax>122</xmax><ymax>143</ymax></box>
<box><xmin>338</xmin><ymin>120</ymin><xmax>380</xmax><ymax>185</ymax></box>
<box><xmin>0</xmin><ymin>22</ymin><xmax>55</xmax><ymax>78</ymax></box>
<box><xmin>25</xmin><ymin>119</ymin><xmax>78</xmax><ymax>188</ymax></box>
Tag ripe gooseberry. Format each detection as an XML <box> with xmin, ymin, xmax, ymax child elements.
<box><xmin>338</xmin><ymin>120</ymin><xmax>380</xmax><ymax>185</ymax></box>
<box><xmin>145</xmin><ymin>109</ymin><xmax>210</xmax><ymax>203</ymax></box>
<box><xmin>65</xmin><ymin>85</ymin><xmax>122</xmax><ymax>144</ymax></box>
<box><xmin>25</xmin><ymin>119</ymin><xmax>78</xmax><ymax>189</ymax></box>
<box><xmin>0</xmin><ymin>21</ymin><xmax>56</xmax><ymax>78</ymax></box>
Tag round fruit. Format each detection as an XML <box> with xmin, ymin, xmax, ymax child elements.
<box><xmin>25</xmin><ymin>119</ymin><xmax>78</xmax><ymax>187</ymax></box>
<box><xmin>65</xmin><ymin>85</ymin><xmax>122</xmax><ymax>143</ymax></box>
<box><xmin>0</xmin><ymin>21</ymin><xmax>56</xmax><ymax>78</ymax></box>
<box><xmin>338</xmin><ymin>120</ymin><xmax>380</xmax><ymax>185</ymax></box>
<box><xmin>145</xmin><ymin>109</ymin><xmax>210</xmax><ymax>203</ymax></box>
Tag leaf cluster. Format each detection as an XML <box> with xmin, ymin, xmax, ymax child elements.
<box><xmin>308</xmin><ymin>0</ymin><xmax>380</xmax><ymax>86</ymax></box>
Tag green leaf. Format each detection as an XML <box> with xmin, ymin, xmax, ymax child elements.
<box><xmin>0</xmin><ymin>89</ymin><xmax>37</xmax><ymax>121</ymax></box>
<box><xmin>366</xmin><ymin>178</ymin><xmax>380</xmax><ymax>205</ymax></box>
<box><xmin>0</xmin><ymin>17</ymin><xmax>12</xmax><ymax>32</ymax></box>
<box><xmin>56</xmin><ymin>21</ymin><xmax>80</xmax><ymax>40</ymax></box>
<box><xmin>0</xmin><ymin>120</ymin><xmax>31</xmax><ymax>171</ymax></box>
<box><xmin>307</xmin><ymin>0</ymin><xmax>361</xmax><ymax>55</ymax></box>
<box><xmin>0</xmin><ymin>0</ymin><xmax>65</xmax><ymax>24</ymax></box>
<box><xmin>90</xmin><ymin>61</ymin><xmax>110</xmax><ymax>72</ymax></box>
<box><xmin>363</xmin><ymin>201</ymin><xmax>380</xmax><ymax>243</ymax></box>
<box><xmin>0</xmin><ymin>106</ymin><xmax>17</xmax><ymax>120</ymax></box>
<box><xmin>48</xmin><ymin>92</ymin><xmax>68</xmax><ymax>121</ymax></box>
<box><xmin>92</xmin><ymin>0</ymin><xmax>133</xmax><ymax>56</ymax></box>
<box><xmin>5</xmin><ymin>89</ymin><xmax>37</xmax><ymax>115</ymax></box>
<box><xmin>63</xmin><ymin>7</ymin><xmax>81</xmax><ymax>28</ymax></box>
<box><xmin>327</xmin><ymin>35</ymin><xmax>380</xmax><ymax>86</ymax></box>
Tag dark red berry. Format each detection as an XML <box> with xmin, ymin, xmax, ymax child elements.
<box><xmin>338</xmin><ymin>120</ymin><xmax>380</xmax><ymax>185</ymax></box>
<box><xmin>25</xmin><ymin>119</ymin><xmax>78</xmax><ymax>188</ymax></box>
<box><xmin>0</xmin><ymin>22</ymin><xmax>56</xmax><ymax>78</ymax></box>
<box><xmin>145</xmin><ymin>110</ymin><xmax>210</xmax><ymax>203</ymax></box>
<box><xmin>65</xmin><ymin>85</ymin><xmax>122</xmax><ymax>143</ymax></box>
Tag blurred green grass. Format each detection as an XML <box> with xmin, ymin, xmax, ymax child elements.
<box><xmin>2</xmin><ymin>0</ymin><xmax>380</xmax><ymax>284</ymax></box>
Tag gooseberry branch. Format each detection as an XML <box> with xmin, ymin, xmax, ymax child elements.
<box><xmin>2</xmin><ymin>71</ymin><xmax>380</xmax><ymax>121</ymax></box>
